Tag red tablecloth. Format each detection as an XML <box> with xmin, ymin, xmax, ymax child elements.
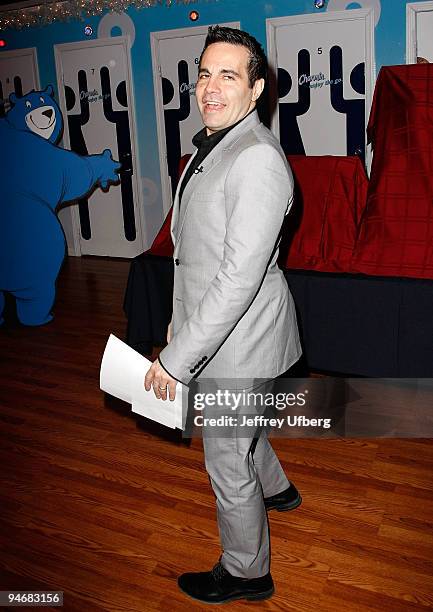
<box><xmin>281</xmin><ymin>155</ymin><xmax>367</xmax><ymax>272</ymax></box>
<box><xmin>146</xmin><ymin>154</ymin><xmax>190</xmax><ymax>257</ymax></box>
<box><xmin>147</xmin><ymin>206</ymin><xmax>174</xmax><ymax>257</ymax></box>
<box><xmin>148</xmin><ymin>154</ymin><xmax>368</xmax><ymax>274</ymax></box>
<box><xmin>352</xmin><ymin>64</ymin><xmax>433</xmax><ymax>279</ymax></box>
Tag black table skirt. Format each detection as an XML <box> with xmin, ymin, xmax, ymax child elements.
<box><xmin>124</xmin><ymin>254</ymin><xmax>174</xmax><ymax>355</ymax></box>
<box><xmin>124</xmin><ymin>252</ymin><xmax>433</xmax><ymax>377</ymax></box>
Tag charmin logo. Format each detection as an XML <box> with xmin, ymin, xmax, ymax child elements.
<box><xmin>298</xmin><ymin>72</ymin><xmax>342</xmax><ymax>89</ymax></box>
<box><xmin>179</xmin><ymin>82</ymin><xmax>196</xmax><ymax>95</ymax></box>
<box><xmin>79</xmin><ymin>89</ymin><xmax>111</xmax><ymax>103</ymax></box>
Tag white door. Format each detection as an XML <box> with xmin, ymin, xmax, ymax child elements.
<box><xmin>55</xmin><ymin>37</ymin><xmax>144</xmax><ymax>257</ymax></box>
<box><xmin>0</xmin><ymin>48</ymin><xmax>39</xmax><ymax>115</ymax></box>
<box><xmin>267</xmin><ymin>9</ymin><xmax>375</xmax><ymax>164</ymax></box>
<box><xmin>151</xmin><ymin>23</ymin><xmax>240</xmax><ymax>214</ymax></box>
<box><xmin>406</xmin><ymin>2</ymin><xmax>433</xmax><ymax>63</ymax></box>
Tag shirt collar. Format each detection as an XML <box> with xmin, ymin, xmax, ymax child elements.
<box><xmin>192</xmin><ymin>109</ymin><xmax>256</xmax><ymax>151</ymax></box>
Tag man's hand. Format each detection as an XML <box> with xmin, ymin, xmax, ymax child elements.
<box><xmin>144</xmin><ymin>358</ymin><xmax>177</xmax><ymax>401</ymax></box>
<box><xmin>167</xmin><ymin>322</ymin><xmax>172</xmax><ymax>344</ymax></box>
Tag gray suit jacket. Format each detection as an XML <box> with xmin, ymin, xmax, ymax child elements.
<box><xmin>158</xmin><ymin>110</ymin><xmax>301</xmax><ymax>387</ymax></box>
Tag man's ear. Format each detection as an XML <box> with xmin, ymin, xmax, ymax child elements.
<box><xmin>252</xmin><ymin>78</ymin><xmax>265</xmax><ymax>102</ymax></box>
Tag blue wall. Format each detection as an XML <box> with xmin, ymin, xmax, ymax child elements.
<box><xmin>1</xmin><ymin>0</ymin><xmax>411</xmax><ymax>246</ymax></box>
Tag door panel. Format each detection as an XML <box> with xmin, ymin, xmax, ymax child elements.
<box><xmin>0</xmin><ymin>48</ymin><xmax>39</xmax><ymax>116</ymax></box>
<box><xmin>267</xmin><ymin>10</ymin><xmax>374</xmax><ymax>163</ymax></box>
<box><xmin>55</xmin><ymin>38</ymin><xmax>144</xmax><ymax>257</ymax></box>
<box><xmin>417</xmin><ymin>9</ymin><xmax>433</xmax><ymax>62</ymax></box>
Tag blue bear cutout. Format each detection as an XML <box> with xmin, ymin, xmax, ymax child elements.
<box><xmin>0</xmin><ymin>85</ymin><xmax>121</xmax><ymax>326</ymax></box>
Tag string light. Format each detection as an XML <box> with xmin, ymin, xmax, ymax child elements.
<box><xmin>0</xmin><ymin>0</ymin><xmax>209</xmax><ymax>31</ymax></box>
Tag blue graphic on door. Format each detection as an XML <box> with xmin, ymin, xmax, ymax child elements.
<box><xmin>277</xmin><ymin>45</ymin><xmax>365</xmax><ymax>160</ymax></box>
<box><xmin>64</xmin><ymin>65</ymin><xmax>136</xmax><ymax>241</ymax></box>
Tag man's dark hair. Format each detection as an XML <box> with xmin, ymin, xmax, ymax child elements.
<box><xmin>199</xmin><ymin>25</ymin><xmax>268</xmax><ymax>88</ymax></box>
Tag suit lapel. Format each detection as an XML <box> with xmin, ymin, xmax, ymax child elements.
<box><xmin>175</xmin><ymin>145</ymin><xmax>224</xmax><ymax>241</ymax></box>
<box><xmin>174</xmin><ymin>111</ymin><xmax>261</xmax><ymax>244</ymax></box>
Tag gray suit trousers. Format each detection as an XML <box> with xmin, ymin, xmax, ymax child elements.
<box><xmin>200</xmin><ymin>380</ymin><xmax>289</xmax><ymax>578</ymax></box>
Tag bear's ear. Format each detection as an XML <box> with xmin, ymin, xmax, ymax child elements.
<box><xmin>44</xmin><ymin>84</ymin><xmax>54</xmax><ymax>97</ymax></box>
<box><xmin>9</xmin><ymin>92</ymin><xmax>17</xmax><ymax>105</ymax></box>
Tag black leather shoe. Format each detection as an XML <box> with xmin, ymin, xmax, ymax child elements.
<box><xmin>264</xmin><ymin>482</ymin><xmax>302</xmax><ymax>512</ymax></box>
<box><xmin>177</xmin><ymin>562</ymin><xmax>274</xmax><ymax>604</ymax></box>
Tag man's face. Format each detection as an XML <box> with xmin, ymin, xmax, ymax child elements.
<box><xmin>196</xmin><ymin>42</ymin><xmax>264</xmax><ymax>135</ymax></box>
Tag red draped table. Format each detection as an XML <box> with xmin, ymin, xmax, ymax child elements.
<box><xmin>353</xmin><ymin>64</ymin><xmax>433</xmax><ymax>279</ymax></box>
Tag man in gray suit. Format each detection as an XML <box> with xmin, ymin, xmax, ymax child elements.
<box><xmin>145</xmin><ymin>26</ymin><xmax>302</xmax><ymax>604</ymax></box>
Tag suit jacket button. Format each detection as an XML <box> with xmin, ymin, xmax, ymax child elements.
<box><xmin>174</xmin><ymin>258</ymin><xmax>180</xmax><ymax>266</ymax></box>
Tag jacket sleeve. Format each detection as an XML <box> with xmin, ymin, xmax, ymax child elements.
<box><xmin>158</xmin><ymin>143</ymin><xmax>294</xmax><ymax>385</ymax></box>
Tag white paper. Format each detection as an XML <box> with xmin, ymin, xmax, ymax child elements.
<box><xmin>100</xmin><ymin>334</ymin><xmax>185</xmax><ymax>429</ymax></box>
<box><xmin>99</xmin><ymin>334</ymin><xmax>141</xmax><ymax>404</ymax></box>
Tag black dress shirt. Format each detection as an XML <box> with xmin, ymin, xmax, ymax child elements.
<box><xmin>178</xmin><ymin>110</ymin><xmax>254</xmax><ymax>206</ymax></box>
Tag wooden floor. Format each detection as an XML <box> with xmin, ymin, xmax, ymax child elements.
<box><xmin>1</xmin><ymin>256</ymin><xmax>433</xmax><ymax>612</ymax></box>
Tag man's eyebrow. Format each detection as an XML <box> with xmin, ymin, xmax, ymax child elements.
<box><xmin>198</xmin><ymin>67</ymin><xmax>241</xmax><ymax>77</ymax></box>
<box><xmin>220</xmin><ymin>68</ymin><xmax>241</xmax><ymax>77</ymax></box>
